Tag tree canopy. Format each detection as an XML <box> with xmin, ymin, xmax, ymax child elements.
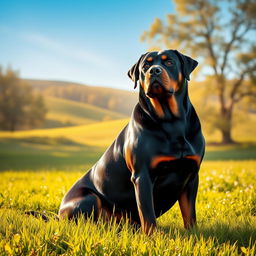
<box><xmin>0</xmin><ymin>68</ymin><xmax>47</xmax><ymax>131</ymax></box>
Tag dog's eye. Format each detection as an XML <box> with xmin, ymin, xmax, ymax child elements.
<box><xmin>165</xmin><ymin>60</ymin><xmax>173</xmax><ymax>66</ymax></box>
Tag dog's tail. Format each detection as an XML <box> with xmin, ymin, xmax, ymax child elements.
<box><xmin>25</xmin><ymin>210</ymin><xmax>59</xmax><ymax>222</ymax></box>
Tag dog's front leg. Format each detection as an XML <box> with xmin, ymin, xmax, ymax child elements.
<box><xmin>131</xmin><ymin>170</ymin><xmax>156</xmax><ymax>235</ymax></box>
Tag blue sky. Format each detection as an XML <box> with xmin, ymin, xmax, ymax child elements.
<box><xmin>0</xmin><ymin>0</ymin><xmax>173</xmax><ymax>90</ymax></box>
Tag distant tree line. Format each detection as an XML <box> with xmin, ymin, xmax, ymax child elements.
<box><xmin>0</xmin><ymin>68</ymin><xmax>47</xmax><ymax>131</ymax></box>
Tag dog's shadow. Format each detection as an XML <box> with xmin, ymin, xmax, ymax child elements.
<box><xmin>159</xmin><ymin>223</ymin><xmax>256</xmax><ymax>248</ymax></box>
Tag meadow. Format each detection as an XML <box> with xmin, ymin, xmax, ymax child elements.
<box><xmin>0</xmin><ymin>161</ymin><xmax>255</xmax><ymax>255</ymax></box>
<box><xmin>0</xmin><ymin>102</ymin><xmax>256</xmax><ymax>255</ymax></box>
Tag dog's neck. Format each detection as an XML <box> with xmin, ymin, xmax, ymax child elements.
<box><xmin>135</xmin><ymin>82</ymin><xmax>192</xmax><ymax>139</ymax></box>
<box><xmin>138</xmin><ymin>80</ymin><xmax>190</xmax><ymax>123</ymax></box>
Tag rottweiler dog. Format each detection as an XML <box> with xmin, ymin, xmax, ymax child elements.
<box><xmin>59</xmin><ymin>49</ymin><xmax>205</xmax><ymax>235</ymax></box>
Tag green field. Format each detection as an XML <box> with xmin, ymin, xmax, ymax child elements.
<box><xmin>0</xmin><ymin>118</ymin><xmax>256</xmax><ymax>255</ymax></box>
<box><xmin>0</xmin><ymin>162</ymin><xmax>255</xmax><ymax>255</ymax></box>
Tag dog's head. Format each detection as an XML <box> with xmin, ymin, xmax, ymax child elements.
<box><xmin>128</xmin><ymin>50</ymin><xmax>198</xmax><ymax>98</ymax></box>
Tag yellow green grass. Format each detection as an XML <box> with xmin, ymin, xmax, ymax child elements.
<box><xmin>0</xmin><ymin>161</ymin><xmax>255</xmax><ymax>255</ymax></box>
<box><xmin>0</xmin><ymin>119</ymin><xmax>128</xmax><ymax>147</ymax></box>
<box><xmin>0</xmin><ymin>119</ymin><xmax>129</xmax><ymax>171</ymax></box>
<box><xmin>0</xmin><ymin>116</ymin><xmax>256</xmax><ymax>255</ymax></box>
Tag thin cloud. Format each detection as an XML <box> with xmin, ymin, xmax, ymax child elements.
<box><xmin>0</xmin><ymin>26</ymin><xmax>111</xmax><ymax>68</ymax></box>
<box><xmin>23</xmin><ymin>33</ymin><xmax>110</xmax><ymax>68</ymax></box>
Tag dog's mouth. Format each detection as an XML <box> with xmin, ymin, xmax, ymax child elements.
<box><xmin>146</xmin><ymin>80</ymin><xmax>175</xmax><ymax>98</ymax></box>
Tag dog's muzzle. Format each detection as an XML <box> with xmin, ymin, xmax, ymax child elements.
<box><xmin>146</xmin><ymin>80</ymin><xmax>175</xmax><ymax>98</ymax></box>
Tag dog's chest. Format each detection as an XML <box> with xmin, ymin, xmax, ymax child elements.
<box><xmin>150</xmin><ymin>159</ymin><xmax>198</xmax><ymax>191</ymax></box>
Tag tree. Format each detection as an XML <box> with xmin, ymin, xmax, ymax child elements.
<box><xmin>141</xmin><ymin>0</ymin><xmax>256</xmax><ymax>144</ymax></box>
<box><xmin>0</xmin><ymin>67</ymin><xmax>47</xmax><ymax>131</ymax></box>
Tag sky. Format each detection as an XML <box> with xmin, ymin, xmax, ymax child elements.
<box><xmin>0</xmin><ymin>0</ymin><xmax>174</xmax><ymax>90</ymax></box>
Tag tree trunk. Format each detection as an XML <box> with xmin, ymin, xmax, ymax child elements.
<box><xmin>219</xmin><ymin>108</ymin><xmax>235</xmax><ymax>144</ymax></box>
<box><xmin>220</xmin><ymin>129</ymin><xmax>234</xmax><ymax>144</ymax></box>
<box><xmin>10</xmin><ymin>120</ymin><xmax>16</xmax><ymax>132</ymax></box>
<box><xmin>217</xmin><ymin>74</ymin><xmax>236</xmax><ymax>144</ymax></box>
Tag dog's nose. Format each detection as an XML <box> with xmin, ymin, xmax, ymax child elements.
<box><xmin>149</xmin><ymin>66</ymin><xmax>162</xmax><ymax>76</ymax></box>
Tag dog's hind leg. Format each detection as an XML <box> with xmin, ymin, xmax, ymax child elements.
<box><xmin>58</xmin><ymin>193</ymin><xmax>103</xmax><ymax>221</ymax></box>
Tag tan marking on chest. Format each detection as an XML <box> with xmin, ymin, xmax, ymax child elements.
<box><xmin>151</xmin><ymin>155</ymin><xmax>177</xmax><ymax>169</ymax></box>
<box><xmin>125</xmin><ymin>146</ymin><xmax>133</xmax><ymax>172</ymax></box>
<box><xmin>149</xmin><ymin>98</ymin><xmax>164</xmax><ymax>118</ymax></box>
<box><xmin>184</xmin><ymin>155</ymin><xmax>201</xmax><ymax>167</ymax></box>
<box><xmin>167</xmin><ymin>96</ymin><xmax>179</xmax><ymax>116</ymax></box>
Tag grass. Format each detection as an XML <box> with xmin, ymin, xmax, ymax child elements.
<box><xmin>0</xmin><ymin>119</ymin><xmax>128</xmax><ymax>147</ymax></box>
<box><xmin>0</xmin><ymin>161</ymin><xmax>255</xmax><ymax>255</ymax></box>
<box><xmin>0</xmin><ymin>118</ymin><xmax>255</xmax><ymax>171</ymax></box>
<box><xmin>0</xmin><ymin>138</ymin><xmax>101</xmax><ymax>171</ymax></box>
<box><xmin>0</xmin><ymin>118</ymin><xmax>256</xmax><ymax>255</ymax></box>
<box><xmin>206</xmin><ymin>143</ymin><xmax>256</xmax><ymax>161</ymax></box>
<box><xmin>0</xmin><ymin>119</ymin><xmax>128</xmax><ymax>171</ymax></box>
<box><xmin>0</xmin><ymin>136</ymin><xmax>256</xmax><ymax>171</ymax></box>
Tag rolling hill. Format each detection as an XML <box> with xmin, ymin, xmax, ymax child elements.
<box><xmin>12</xmin><ymin>78</ymin><xmax>256</xmax><ymax>141</ymax></box>
<box><xmin>26</xmin><ymin>79</ymin><xmax>138</xmax><ymax>116</ymax></box>
<box><xmin>26</xmin><ymin>78</ymin><xmax>215</xmax><ymax>121</ymax></box>
<box><xmin>0</xmin><ymin>111</ymin><xmax>255</xmax><ymax>147</ymax></box>
<box><xmin>43</xmin><ymin>96</ymin><xmax>127</xmax><ymax>128</ymax></box>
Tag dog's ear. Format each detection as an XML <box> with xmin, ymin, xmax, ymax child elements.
<box><xmin>128</xmin><ymin>54</ymin><xmax>146</xmax><ymax>89</ymax></box>
<box><xmin>174</xmin><ymin>50</ymin><xmax>198</xmax><ymax>81</ymax></box>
